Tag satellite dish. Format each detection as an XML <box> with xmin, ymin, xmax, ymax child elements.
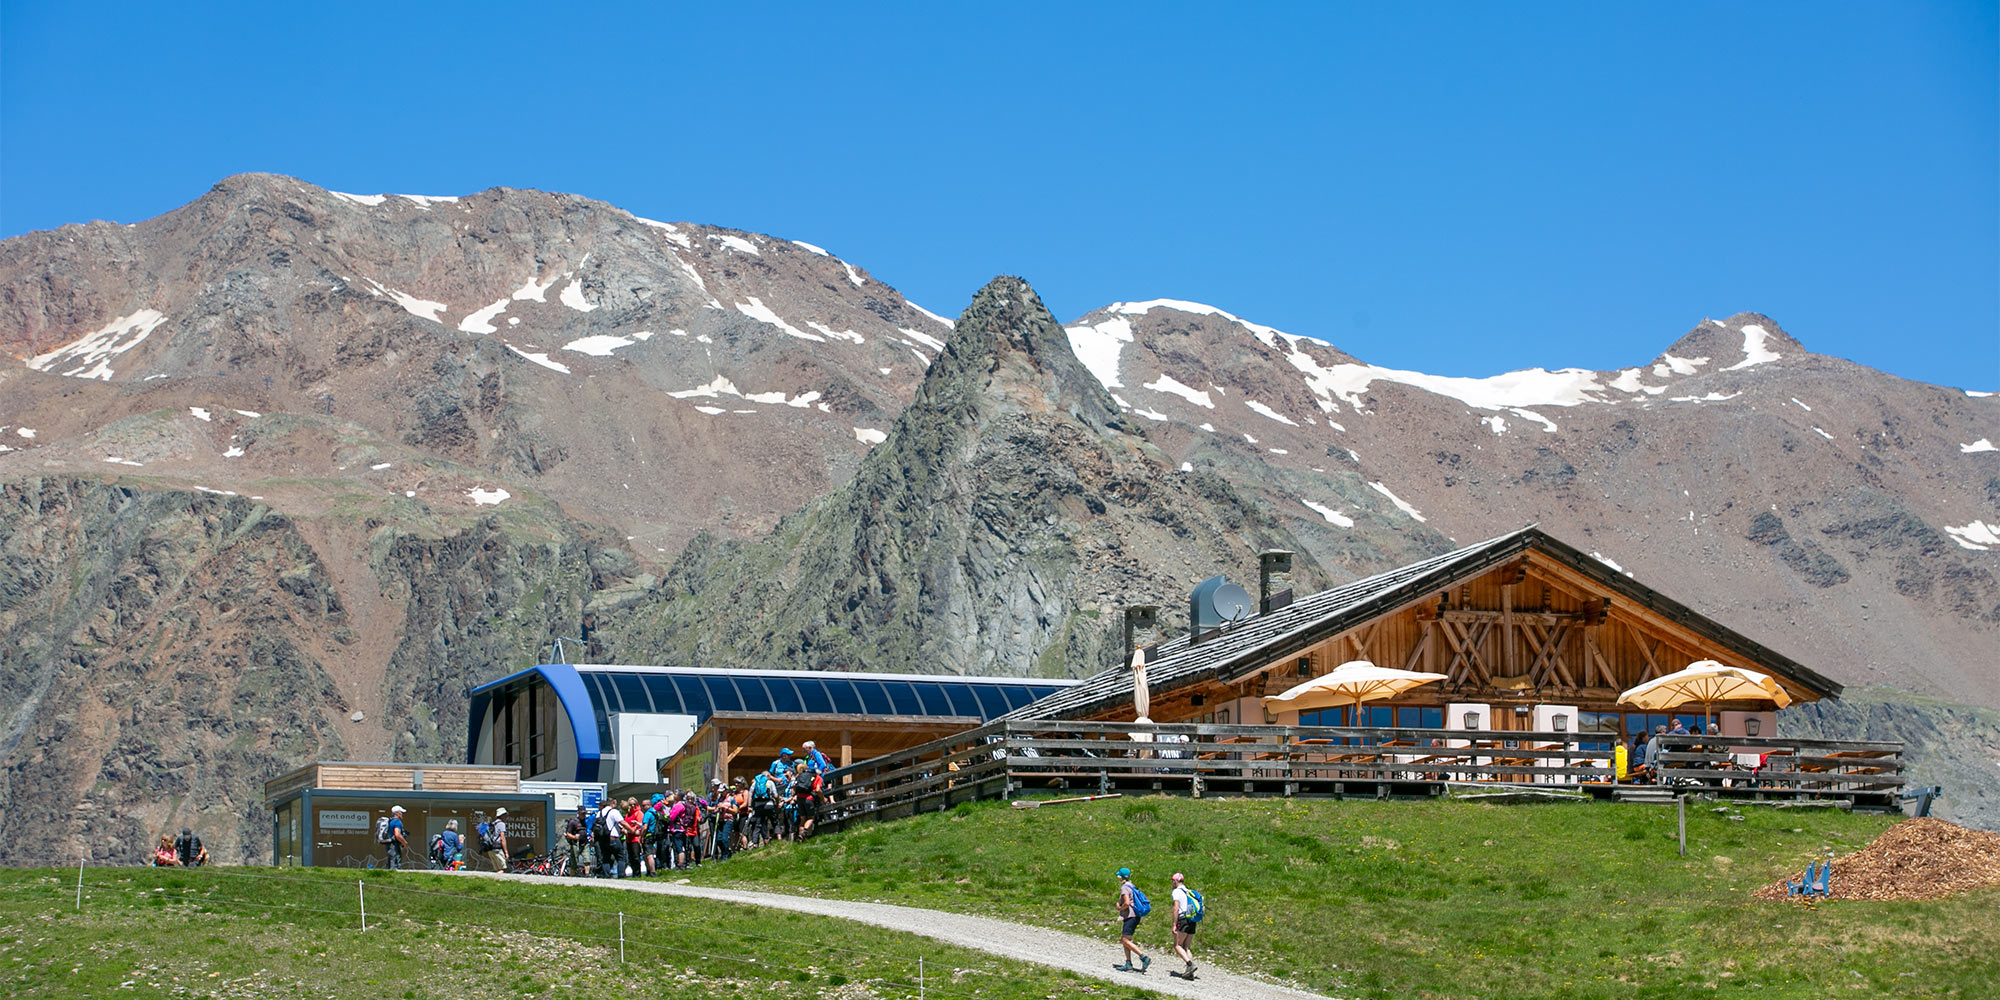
<box><xmin>1190</xmin><ymin>575</ymin><xmax>1254</xmax><ymax>634</ymax></box>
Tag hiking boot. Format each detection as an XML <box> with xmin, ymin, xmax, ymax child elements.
<box><xmin>1185</xmin><ymin>962</ymin><xmax>1197</xmax><ymax>979</ymax></box>
<box><xmin>1112</xmin><ymin>963</ymin><xmax>1135</xmax><ymax>972</ymax></box>
<box><xmin>1139</xmin><ymin>955</ymin><xmax>1150</xmax><ymax>973</ymax></box>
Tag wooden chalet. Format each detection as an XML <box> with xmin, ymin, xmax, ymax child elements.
<box><xmin>1008</xmin><ymin>526</ymin><xmax>1842</xmax><ymax>744</ymax></box>
<box><xmin>814</xmin><ymin>529</ymin><xmax>1904</xmax><ymax>826</ymax></box>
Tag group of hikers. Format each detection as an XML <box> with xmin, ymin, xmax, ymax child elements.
<box><xmin>562</xmin><ymin>742</ymin><xmax>836</xmax><ymax>878</ymax></box>
<box><xmin>1109</xmin><ymin>866</ymin><xmax>1205</xmax><ymax>981</ymax></box>
<box><xmin>1627</xmin><ymin>718</ymin><xmax>1709</xmax><ymax>784</ymax></box>
<box><xmin>367</xmin><ymin>741</ymin><xmax>838</xmax><ymax>875</ymax></box>
<box><xmin>150</xmin><ymin>828</ymin><xmax>208</xmax><ymax>867</ymax></box>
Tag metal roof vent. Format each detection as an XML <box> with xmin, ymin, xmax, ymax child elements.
<box><xmin>1189</xmin><ymin>575</ymin><xmax>1253</xmax><ymax>643</ymax></box>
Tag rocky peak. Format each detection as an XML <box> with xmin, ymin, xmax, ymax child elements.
<box><xmin>919</xmin><ymin>276</ymin><xmax>1126</xmax><ymax>437</ymax></box>
<box><xmin>1653</xmin><ymin>312</ymin><xmax>1807</xmax><ymax>372</ymax></box>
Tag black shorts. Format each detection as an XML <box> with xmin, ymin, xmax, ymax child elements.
<box><xmin>1121</xmin><ymin>916</ymin><xmax>1141</xmax><ymax>937</ymax></box>
<box><xmin>1175</xmin><ymin>917</ymin><xmax>1198</xmax><ymax>935</ymax></box>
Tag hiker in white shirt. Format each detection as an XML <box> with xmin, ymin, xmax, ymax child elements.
<box><xmin>1169</xmin><ymin>872</ymin><xmax>1199</xmax><ymax>980</ymax></box>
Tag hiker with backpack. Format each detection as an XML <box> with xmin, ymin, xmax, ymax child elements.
<box><xmin>479</xmin><ymin>808</ymin><xmax>510</xmax><ymax>872</ymax></box>
<box><xmin>1112</xmin><ymin>867</ymin><xmax>1152</xmax><ymax>974</ymax></box>
<box><xmin>376</xmin><ymin>806</ymin><xmax>409</xmax><ymax>870</ymax></box>
<box><xmin>750</xmin><ymin>769</ymin><xmax>778</xmax><ymax>846</ymax></box>
<box><xmin>174</xmin><ymin>828</ymin><xmax>207</xmax><ymax>868</ymax></box>
<box><xmin>1168</xmin><ymin>872</ymin><xmax>1203</xmax><ymax>980</ymax></box>
<box><xmin>678</xmin><ymin>789</ymin><xmax>703</xmax><ymax>868</ymax></box>
<box><xmin>596</xmin><ymin>800</ymin><xmax>626</xmax><ymax>878</ymax></box>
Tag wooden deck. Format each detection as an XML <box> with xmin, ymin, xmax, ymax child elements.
<box><xmin>819</xmin><ymin>721</ymin><xmax>1905</xmax><ymax>829</ymax></box>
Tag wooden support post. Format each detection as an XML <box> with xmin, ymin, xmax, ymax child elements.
<box><xmin>840</xmin><ymin>730</ymin><xmax>853</xmax><ymax>768</ymax></box>
<box><xmin>715</xmin><ymin>731</ymin><xmax>730</xmax><ymax>785</ymax></box>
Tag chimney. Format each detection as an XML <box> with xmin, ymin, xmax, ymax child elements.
<box><xmin>1259</xmin><ymin>550</ymin><xmax>1295</xmax><ymax>613</ymax></box>
<box><xmin>1123</xmin><ymin>605</ymin><xmax>1159</xmax><ymax>661</ymax></box>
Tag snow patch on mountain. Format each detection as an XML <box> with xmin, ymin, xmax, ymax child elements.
<box><xmin>459</xmin><ymin>298</ymin><xmax>510</xmax><ymax>334</ymax></box>
<box><xmin>558</xmin><ymin>279</ymin><xmax>597</xmax><ymax>312</ymax></box>
<box><xmin>329</xmin><ymin>191</ymin><xmax>387</xmax><ymax>207</ymax></box>
<box><xmin>737</xmin><ymin>298</ymin><xmax>821</xmax><ymax>342</ymax></box>
<box><xmin>512</xmin><ymin>274</ymin><xmax>558</xmax><ymax>303</ymax></box>
<box><xmin>853</xmin><ymin>427</ymin><xmax>887</xmax><ymax>445</ymax></box>
<box><xmin>1654</xmin><ymin>354</ymin><xmax>1709</xmax><ymax>377</ymax></box>
<box><xmin>1110</xmin><ymin>299</ymin><xmax>1287</xmax><ymax>347</ymax></box>
<box><xmin>791</xmin><ymin>240</ymin><xmax>829</xmax><ymax>256</ymax></box>
<box><xmin>1724</xmin><ymin>325</ymin><xmax>1782</xmax><ymax>370</ymax></box>
<box><xmin>466</xmin><ymin>487</ymin><xmax>510</xmax><ymax>506</ymax></box>
<box><xmin>631</xmin><ymin>216</ymin><xmax>695</xmax><ymax>249</ymax></box>
<box><xmin>507</xmin><ymin>345</ymin><xmax>572</xmax><ymax>374</ymax></box>
<box><xmin>1302</xmin><ymin>500</ymin><xmax>1355</xmax><ymax>527</ymax></box>
<box><xmin>563</xmin><ymin>335</ymin><xmax>637</xmax><ymax>357</ymax></box>
<box><xmin>1065</xmin><ymin>317</ymin><xmax>1133</xmax><ymax>389</ymax></box>
<box><xmin>357</xmin><ymin>277</ymin><xmax>447</xmax><ymax>323</ymax></box>
<box><xmin>28</xmin><ymin>308</ymin><xmax>170</xmax><ymax>380</ymax></box>
<box><xmin>905</xmin><ymin>300</ymin><xmax>954</xmax><ymax>328</ymax></box>
<box><xmin>807</xmin><ymin>322</ymin><xmax>865</xmax><ymax>344</ymax></box>
<box><xmin>189</xmin><ymin>407</ymin><xmax>211</xmax><ymax>422</ymax></box>
<box><xmin>1144</xmin><ymin>374</ymin><xmax>1214</xmax><ymax>408</ymax></box>
<box><xmin>1961</xmin><ymin>439</ymin><xmax>1997</xmax><ymax>454</ymax></box>
<box><xmin>1368</xmin><ymin>481</ymin><xmax>1427</xmax><ymax>522</ymax></box>
<box><xmin>1943</xmin><ymin>519</ymin><xmax>1999</xmax><ymax>551</ymax></box>
<box><xmin>1244</xmin><ymin>400</ymin><xmax>1299</xmax><ymax>426</ymax></box>
<box><xmin>1510</xmin><ymin>408</ymin><xmax>1558</xmax><ymax>433</ymax></box>
<box><xmin>713</xmin><ymin>234</ymin><xmax>760</xmax><ymax>256</ymax></box>
<box><xmin>898</xmin><ymin>326</ymin><xmax>946</xmax><ymax>352</ymax></box>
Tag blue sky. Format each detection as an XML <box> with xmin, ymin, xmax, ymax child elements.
<box><xmin>3</xmin><ymin>2</ymin><xmax>1994</xmax><ymax>389</ymax></box>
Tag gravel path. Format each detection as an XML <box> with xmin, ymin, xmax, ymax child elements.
<box><xmin>434</xmin><ymin>870</ymin><xmax>1333</xmax><ymax>1000</ymax></box>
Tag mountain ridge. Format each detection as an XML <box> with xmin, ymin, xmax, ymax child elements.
<box><xmin>0</xmin><ymin>176</ymin><xmax>1994</xmax><ymax>865</ymax></box>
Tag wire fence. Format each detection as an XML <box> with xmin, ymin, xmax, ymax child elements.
<box><xmin>2</xmin><ymin>860</ymin><xmax>1094</xmax><ymax>1000</ymax></box>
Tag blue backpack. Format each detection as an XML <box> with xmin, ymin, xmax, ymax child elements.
<box><xmin>1182</xmin><ymin>888</ymin><xmax>1205</xmax><ymax>923</ymax></box>
<box><xmin>1129</xmin><ymin>885</ymin><xmax>1152</xmax><ymax>917</ymax></box>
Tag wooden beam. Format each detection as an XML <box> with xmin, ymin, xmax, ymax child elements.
<box><xmin>1403</xmin><ymin>622</ymin><xmax>1432</xmax><ymax>672</ymax></box>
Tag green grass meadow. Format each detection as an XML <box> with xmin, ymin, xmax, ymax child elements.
<box><xmin>0</xmin><ymin>865</ymin><xmax>1156</xmax><ymax>1000</ymax></box>
<box><xmin>690</xmin><ymin>796</ymin><xmax>2000</xmax><ymax>999</ymax></box>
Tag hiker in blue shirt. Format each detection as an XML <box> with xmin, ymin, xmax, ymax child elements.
<box><xmin>770</xmin><ymin>748</ymin><xmax>795</xmax><ymax>779</ymax></box>
<box><xmin>384</xmin><ymin>806</ymin><xmax>409</xmax><ymax>870</ymax></box>
<box><xmin>802</xmin><ymin>741</ymin><xmax>833</xmax><ymax>775</ymax></box>
<box><xmin>438</xmin><ymin>819</ymin><xmax>463</xmax><ymax>868</ymax></box>
<box><xmin>1112</xmin><ymin>867</ymin><xmax>1151</xmax><ymax>974</ymax></box>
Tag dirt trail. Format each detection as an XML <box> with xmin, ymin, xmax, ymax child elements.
<box><xmin>435</xmin><ymin>871</ymin><xmax>1335</xmax><ymax>1000</ymax></box>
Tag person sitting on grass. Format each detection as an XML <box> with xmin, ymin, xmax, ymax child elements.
<box><xmin>153</xmin><ymin>835</ymin><xmax>181</xmax><ymax>867</ymax></box>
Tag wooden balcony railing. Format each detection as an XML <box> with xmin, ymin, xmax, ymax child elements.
<box><xmin>817</xmin><ymin>721</ymin><xmax>1903</xmax><ymax>829</ymax></box>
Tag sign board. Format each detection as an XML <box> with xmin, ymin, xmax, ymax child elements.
<box><xmin>317</xmin><ymin>809</ymin><xmax>370</xmax><ymax>833</ymax></box>
<box><xmin>582</xmin><ymin>788</ymin><xmax>603</xmax><ymax>810</ymax></box>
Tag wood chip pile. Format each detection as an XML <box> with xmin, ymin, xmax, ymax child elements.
<box><xmin>1754</xmin><ymin>818</ymin><xmax>2000</xmax><ymax>901</ymax></box>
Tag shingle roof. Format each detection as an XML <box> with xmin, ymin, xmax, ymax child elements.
<box><xmin>1004</xmin><ymin>526</ymin><xmax>1840</xmax><ymax>722</ymax></box>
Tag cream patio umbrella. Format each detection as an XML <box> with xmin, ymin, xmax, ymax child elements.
<box><xmin>1129</xmin><ymin>645</ymin><xmax>1155</xmax><ymax>743</ymax></box>
<box><xmin>1263</xmin><ymin>659</ymin><xmax>1450</xmax><ymax>723</ymax></box>
<box><xmin>1616</xmin><ymin>660</ymin><xmax>1792</xmax><ymax>733</ymax></box>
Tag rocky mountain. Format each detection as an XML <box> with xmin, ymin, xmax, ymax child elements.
<box><xmin>601</xmin><ymin>277</ymin><xmax>1447</xmax><ymax>678</ymax></box>
<box><xmin>1</xmin><ymin>175</ymin><xmax>1995</xmax><ymax>864</ymax></box>
<box><xmin>1058</xmin><ymin>301</ymin><xmax>1999</xmax><ymax>708</ymax></box>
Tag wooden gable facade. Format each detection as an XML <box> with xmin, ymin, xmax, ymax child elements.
<box><xmin>1016</xmin><ymin>528</ymin><xmax>1841</xmax><ymax>744</ymax></box>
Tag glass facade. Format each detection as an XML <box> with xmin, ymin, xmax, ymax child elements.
<box><xmin>571</xmin><ymin>670</ymin><xmax>1067</xmax><ymax>743</ymax></box>
<box><xmin>271</xmin><ymin>792</ymin><xmax>553</xmax><ymax>869</ymax></box>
